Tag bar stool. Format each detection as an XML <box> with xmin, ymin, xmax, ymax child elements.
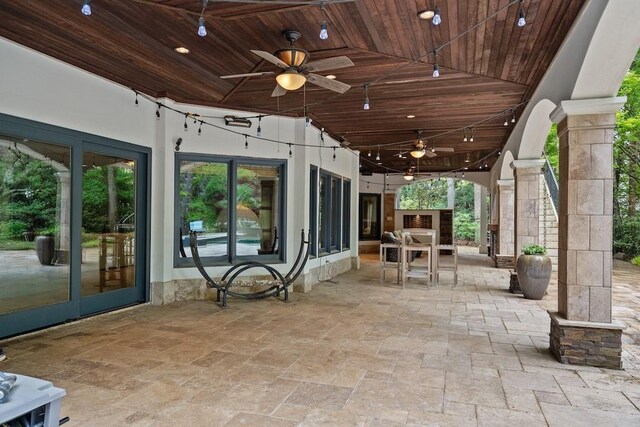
<box><xmin>380</xmin><ymin>243</ymin><xmax>402</xmax><ymax>286</ymax></box>
<box><xmin>434</xmin><ymin>244</ymin><xmax>458</xmax><ymax>285</ymax></box>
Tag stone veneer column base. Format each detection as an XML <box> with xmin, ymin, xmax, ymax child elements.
<box><xmin>548</xmin><ymin>311</ymin><xmax>625</xmax><ymax>369</ymax></box>
<box><xmin>493</xmin><ymin>254</ymin><xmax>514</xmax><ymax>269</ymax></box>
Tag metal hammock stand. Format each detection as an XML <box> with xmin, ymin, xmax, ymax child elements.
<box><xmin>189</xmin><ymin>229</ymin><xmax>310</xmax><ymax>308</ymax></box>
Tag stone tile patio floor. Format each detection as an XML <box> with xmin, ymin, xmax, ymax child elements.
<box><xmin>1</xmin><ymin>249</ymin><xmax>640</xmax><ymax>426</ymax></box>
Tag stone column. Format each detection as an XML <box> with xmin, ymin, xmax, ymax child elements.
<box><xmin>495</xmin><ymin>179</ymin><xmax>515</xmax><ymax>268</ymax></box>
<box><xmin>54</xmin><ymin>171</ymin><xmax>71</xmax><ymax>264</ymax></box>
<box><xmin>548</xmin><ymin>97</ymin><xmax>626</xmax><ymax>369</ymax></box>
<box><xmin>511</xmin><ymin>159</ymin><xmax>545</xmax><ymax>261</ymax></box>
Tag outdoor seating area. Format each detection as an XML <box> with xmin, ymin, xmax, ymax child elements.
<box><xmin>1</xmin><ymin>251</ymin><xmax>639</xmax><ymax>426</ymax></box>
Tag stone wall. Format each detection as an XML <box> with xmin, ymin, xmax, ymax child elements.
<box><xmin>549</xmin><ymin>311</ymin><xmax>623</xmax><ymax>369</ymax></box>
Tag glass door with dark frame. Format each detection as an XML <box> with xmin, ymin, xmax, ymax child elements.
<box><xmin>359</xmin><ymin>193</ymin><xmax>381</xmax><ymax>240</ymax></box>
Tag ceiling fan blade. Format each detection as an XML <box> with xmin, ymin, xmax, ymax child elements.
<box><xmin>251</xmin><ymin>50</ymin><xmax>289</xmax><ymax>69</ymax></box>
<box><xmin>271</xmin><ymin>84</ymin><xmax>287</xmax><ymax>97</ymax></box>
<box><xmin>307</xmin><ymin>73</ymin><xmax>351</xmax><ymax>93</ymax></box>
<box><xmin>220</xmin><ymin>71</ymin><xmax>274</xmax><ymax>79</ymax></box>
<box><xmin>303</xmin><ymin>56</ymin><xmax>354</xmax><ymax>73</ymax></box>
<box><xmin>424</xmin><ymin>151</ymin><xmax>437</xmax><ymax>158</ymax></box>
<box><xmin>433</xmin><ymin>147</ymin><xmax>454</xmax><ymax>152</ymax></box>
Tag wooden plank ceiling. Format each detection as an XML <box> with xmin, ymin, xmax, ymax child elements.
<box><xmin>0</xmin><ymin>0</ymin><xmax>585</xmax><ymax>173</ymax></box>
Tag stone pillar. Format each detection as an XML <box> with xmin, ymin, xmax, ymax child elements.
<box><xmin>54</xmin><ymin>171</ymin><xmax>71</xmax><ymax>264</ymax></box>
<box><xmin>511</xmin><ymin>159</ymin><xmax>545</xmax><ymax>261</ymax></box>
<box><xmin>548</xmin><ymin>97</ymin><xmax>626</xmax><ymax>369</ymax></box>
<box><xmin>494</xmin><ymin>179</ymin><xmax>515</xmax><ymax>268</ymax></box>
<box><xmin>447</xmin><ymin>178</ymin><xmax>455</xmax><ymax>209</ymax></box>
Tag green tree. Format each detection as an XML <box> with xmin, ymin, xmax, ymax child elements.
<box><xmin>398</xmin><ymin>178</ymin><xmax>448</xmax><ymax>209</ymax></box>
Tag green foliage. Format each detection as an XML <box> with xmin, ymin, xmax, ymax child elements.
<box><xmin>631</xmin><ymin>256</ymin><xmax>640</xmax><ymax>266</ymax></box>
<box><xmin>82</xmin><ymin>166</ymin><xmax>135</xmax><ymax>233</ymax></box>
<box><xmin>544</xmin><ymin>123</ymin><xmax>559</xmax><ymax>176</ymax></box>
<box><xmin>522</xmin><ymin>244</ymin><xmax>546</xmax><ymax>255</ymax></box>
<box><xmin>398</xmin><ymin>178</ymin><xmax>448</xmax><ymax>209</ymax></box>
<box><xmin>454</xmin><ymin>211</ymin><xmax>478</xmax><ymax>241</ymax></box>
<box><xmin>613</xmin><ymin>216</ymin><xmax>640</xmax><ymax>257</ymax></box>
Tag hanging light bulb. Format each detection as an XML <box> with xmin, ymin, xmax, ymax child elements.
<box><xmin>363</xmin><ymin>85</ymin><xmax>370</xmax><ymax>110</ymax></box>
<box><xmin>484</xmin><ymin>162</ymin><xmax>489</xmax><ymax>168</ymax></box>
<box><xmin>257</xmin><ymin>116</ymin><xmax>262</xmax><ymax>137</ymax></box>
<box><xmin>305</xmin><ymin>115</ymin><xmax>311</xmax><ymax>128</ymax></box>
<box><xmin>431</xmin><ymin>147</ymin><xmax>436</xmax><ymax>153</ymax></box>
<box><xmin>511</xmin><ymin>112</ymin><xmax>516</xmax><ymax>123</ymax></box>
<box><xmin>375</xmin><ymin>152</ymin><xmax>380</xmax><ymax>161</ymax></box>
<box><xmin>289</xmin><ymin>144</ymin><xmax>293</xmax><ymax>158</ymax></box>
<box><xmin>404</xmin><ymin>170</ymin><xmax>414</xmax><ymax>181</ymax></box>
<box><xmin>462</xmin><ymin>172</ymin><xmax>465</xmax><ymax>178</ymax></box>
<box><xmin>504</xmin><ymin>114</ymin><xmax>509</xmax><ymax>126</ymax></box>
<box><xmin>517</xmin><ymin>1</ymin><xmax>526</xmax><ymax>27</ymax></box>
<box><xmin>319</xmin><ymin>21</ymin><xmax>329</xmax><ymax>40</ymax></box>
<box><xmin>198</xmin><ymin>17</ymin><xmax>207</xmax><ymax>37</ymax></box>
<box><xmin>470</xmin><ymin>129</ymin><xmax>474</xmax><ymax>142</ymax></box>
<box><xmin>432</xmin><ymin>6</ymin><xmax>441</xmax><ymax>26</ymax></box>
<box><xmin>198</xmin><ymin>121</ymin><xmax>203</xmax><ymax>136</ymax></box>
<box><xmin>333</xmin><ymin>147</ymin><xmax>336</xmax><ymax>161</ymax></box>
<box><xmin>367</xmin><ymin>150</ymin><xmax>372</xmax><ymax>157</ymax></box>
<box><xmin>155</xmin><ymin>104</ymin><xmax>161</xmax><ymax>118</ymax></box>
<box><xmin>184</xmin><ymin>114</ymin><xmax>188</xmax><ymax>131</ymax></box>
<box><xmin>433</xmin><ymin>64</ymin><xmax>440</xmax><ymax>78</ymax></box>
<box><xmin>463</xmin><ymin>129</ymin><xmax>468</xmax><ymax>142</ymax></box>
<box><xmin>81</xmin><ymin>0</ymin><xmax>92</xmax><ymax>16</ymax></box>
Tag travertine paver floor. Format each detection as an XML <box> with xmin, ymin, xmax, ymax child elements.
<box><xmin>1</xmin><ymin>249</ymin><xmax>640</xmax><ymax>426</ymax></box>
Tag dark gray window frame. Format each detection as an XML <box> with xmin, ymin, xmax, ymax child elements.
<box><xmin>318</xmin><ymin>168</ymin><xmax>342</xmax><ymax>256</ymax></box>
<box><xmin>342</xmin><ymin>179</ymin><xmax>351</xmax><ymax>251</ymax></box>
<box><xmin>309</xmin><ymin>165</ymin><xmax>318</xmax><ymax>257</ymax></box>
<box><xmin>174</xmin><ymin>153</ymin><xmax>287</xmax><ymax>267</ymax></box>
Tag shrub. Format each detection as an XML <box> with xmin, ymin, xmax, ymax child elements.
<box><xmin>454</xmin><ymin>212</ymin><xmax>478</xmax><ymax>242</ymax></box>
<box><xmin>522</xmin><ymin>244</ymin><xmax>546</xmax><ymax>255</ymax></box>
<box><xmin>613</xmin><ymin>216</ymin><xmax>640</xmax><ymax>257</ymax></box>
<box><xmin>632</xmin><ymin>256</ymin><xmax>640</xmax><ymax>267</ymax></box>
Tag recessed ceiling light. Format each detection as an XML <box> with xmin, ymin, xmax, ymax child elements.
<box><xmin>406</xmin><ymin>115</ymin><xmax>416</xmax><ymax>118</ymax></box>
<box><xmin>174</xmin><ymin>47</ymin><xmax>190</xmax><ymax>54</ymax></box>
<box><xmin>417</xmin><ymin>10</ymin><xmax>435</xmax><ymax>20</ymax></box>
<box><xmin>326</xmin><ymin>74</ymin><xmax>336</xmax><ymax>80</ymax></box>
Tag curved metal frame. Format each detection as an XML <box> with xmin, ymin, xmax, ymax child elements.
<box><xmin>190</xmin><ymin>229</ymin><xmax>310</xmax><ymax>307</ymax></box>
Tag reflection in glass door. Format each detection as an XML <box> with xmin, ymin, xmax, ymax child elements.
<box><xmin>81</xmin><ymin>152</ymin><xmax>136</xmax><ymax>297</ymax></box>
<box><xmin>0</xmin><ymin>136</ymin><xmax>71</xmax><ymax>315</ymax></box>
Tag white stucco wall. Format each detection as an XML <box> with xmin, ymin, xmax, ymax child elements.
<box><xmin>0</xmin><ymin>36</ymin><xmax>360</xmax><ymax>293</ymax></box>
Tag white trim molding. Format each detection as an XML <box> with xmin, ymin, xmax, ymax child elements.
<box><xmin>550</xmin><ymin>97</ymin><xmax>627</xmax><ymax>123</ymax></box>
<box><xmin>510</xmin><ymin>159</ymin><xmax>545</xmax><ymax>170</ymax></box>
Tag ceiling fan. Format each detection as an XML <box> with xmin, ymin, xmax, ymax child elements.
<box><xmin>388</xmin><ymin>132</ymin><xmax>454</xmax><ymax>159</ymax></box>
<box><xmin>219</xmin><ymin>30</ymin><xmax>354</xmax><ymax>97</ymax></box>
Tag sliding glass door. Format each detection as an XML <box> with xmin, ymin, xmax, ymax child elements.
<box><xmin>0</xmin><ymin>114</ymin><xmax>150</xmax><ymax>337</ymax></box>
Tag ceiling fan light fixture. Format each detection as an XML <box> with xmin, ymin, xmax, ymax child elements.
<box><xmin>410</xmin><ymin>149</ymin><xmax>425</xmax><ymax>158</ymax></box>
<box><xmin>326</xmin><ymin>74</ymin><xmax>336</xmax><ymax>80</ymax></box>
<box><xmin>276</xmin><ymin>69</ymin><xmax>307</xmax><ymax>91</ymax></box>
<box><xmin>404</xmin><ymin>171</ymin><xmax>414</xmax><ymax>181</ymax></box>
<box><xmin>174</xmin><ymin>46</ymin><xmax>190</xmax><ymax>54</ymax></box>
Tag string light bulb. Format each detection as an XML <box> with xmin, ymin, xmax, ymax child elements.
<box><xmin>367</xmin><ymin>151</ymin><xmax>371</xmax><ymax>157</ymax></box>
<box><xmin>363</xmin><ymin>85</ymin><xmax>370</xmax><ymax>110</ymax></box>
<box><xmin>183</xmin><ymin>114</ymin><xmax>188</xmax><ymax>131</ymax></box>
<box><xmin>517</xmin><ymin>1</ymin><xmax>526</xmax><ymax>27</ymax></box>
<box><xmin>134</xmin><ymin>92</ymin><xmax>138</xmax><ymax>105</ymax></box>
<box><xmin>245</xmin><ymin>134</ymin><xmax>248</xmax><ymax>149</ymax></box>
<box><xmin>257</xmin><ymin>116</ymin><xmax>262</xmax><ymax>137</ymax></box>
<box><xmin>470</xmin><ymin>129</ymin><xmax>474</xmax><ymax>142</ymax></box>
<box><xmin>432</xmin><ymin>50</ymin><xmax>440</xmax><ymax>78</ymax></box>
<box><xmin>432</xmin><ymin>6</ymin><xmax>441</xmax><ymax>26</ymax></box>
<box><xmin>511</xmin><ymin>112</ymin><xmax>516</xmax><ymax>123</ymax></box>
<box><xmin>81</xmin><ymin>0</ymin><xmax>92</xmax><ymax>16</ymax></box>
<box><xmin>289</xmin><ymin>143</ymin><xmax>293</xmax><ymax>158</ymax></box>
<box><xmin>319</xmin><ymin>21</ymin><xmax>328</xmax><ymax>40</ymax></box>
<box><xmin>333</xmin><ymin>147</ymin><xmax>336</xmax><ymax>161</ymax></box>
<box><xmin>155</xmin><ymin>104</ymin><xmax>161</xmax><ymax>118</ymax></box>
<box><xmin>504</xmin><ymin>114</ymin><xmax>509</xmax><ymax>126</ymax></box>
<box><xmin>198</xmin><ymin>121</ymin><xmax>203</xmax><ymax>135</ymax></box>
<box><xmin>463</xmin><ymin>129</ymin><xmax>468</xmax><ymax>142</ymax></box>
<box><xmin>197</xmin><ymin>17</ymin><xmax>207</xmax><ymax>37</ymax></box>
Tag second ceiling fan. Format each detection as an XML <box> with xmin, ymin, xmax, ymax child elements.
<box><xmin>220</xmin><ymin>30</ymin><xmax>354</xmax><ymax>97</ymax></box>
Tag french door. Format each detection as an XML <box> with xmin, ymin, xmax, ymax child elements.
<box><xmin>0</xmin><ymin>114</ymin><xmax>150</xmax><ymax>338</ymax></box>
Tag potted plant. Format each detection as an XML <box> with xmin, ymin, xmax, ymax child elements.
<box><xmin>516</xmin><ymin>244</ymin><xmax>552</xmax><ymax>300</ymax></box>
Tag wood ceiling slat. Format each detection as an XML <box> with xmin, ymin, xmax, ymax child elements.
<box><xmin>0</xmin><ymin>0</ymin><xmax>585</xmax><ymax>172</ymax></box>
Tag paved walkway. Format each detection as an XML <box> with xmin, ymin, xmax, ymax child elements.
<box><xmin>1</xmin><ymin>250</ymin><xmax>639</xmax><ymax>426</ymax></box>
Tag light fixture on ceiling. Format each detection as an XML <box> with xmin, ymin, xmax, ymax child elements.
<box><xmin>404</xmin><ymin>169</ymin><xmax>415</xmax><ymax>181</ymax></box>
<box><xmin>367</xmin><ymin>150</ymin><xmax>371</xmax><ymax>157</ymax></box>
<box><xmin>432</xmin><ymin>6</ymin><xmax>442</xmax><ymax>26</ymax></box>
<box><xmin>174</xmin><ymin>47</ymin><xmax>190</xmax><ymax>54</ymax></box>
<box><xmin>326</xmin><ymin>74</ymin><xmax>337</xmax><ymax>80</ymax></box>
<box><xmin>432</xmin><ymin>50</ymin><xmax>440</xmax><ymax>78</ymax></box>
<box><xmin>417</xmin><ymin>10</ymin><xmax>435</xmax><ymax>20</ymax></box>
<box><xmin>81</xmin><ymin>0</ymin><xmax>91</xmax><ymax>16</ymax></box>
<box><xmin>276</xmin><ymin>69</ymin><xmax>306</xmax><ymax>90</ymax></box>
<box><xmin>198</xmin><ymin>17</ymin><xmax>207</xmax><ymax>37</ymax></box>
<box><xmin>224</xmin><ymin>115</ymin><xmax>252</xmax><ymax>128</ymax></box>
<box><xmin>319</xmin><ymin>21</ymin><xmax>329</xmax><ymax>40</ymax></box>
<box><xmin>511</xmin><ymin>112</ymin><xmax>516</xmax><ymax>123</ymax></box>
<box><xmin>363</xmin><ymin>85</ymin><xmax>370</xmax><ymax>110</ymax></box>
<box><xmin>406</xmin><ymin>115</ymin><xmax>415</xmax><ymax>119</ymax></box>
<box><xmin>464</xmin><ymin>153</ymin><xmax>471</xmax><ymax>163</ymax></box>
<box><xmin>469</xmin><ymin>128</ymin><xmax>474</xmax><ymax>142</ymax></box>
<box><xmin>517</xmin><ymin>0</ymin><xmax>526</xmax><ymax>27</ymax></box>
<box><xmin>410</xmin><ymin>140</ymin><xmax>426</xmax><ymax>158</ymax></box>
<box><xmin>375</xmin><ymin>146</ymin><xmax>381</xmax><ymax>161</ymax></box>
<box><xmin>197</xmin><ymin>0</ymin><xmax>209</xmax><ymax>37</ymax></box>
<box><xmin>256</xmin><ymin>116</ymin><xmax>262</xmax><ymax>136</ymax></box>
<box><xmin>504</xmin><ymin>113</ymin><xmax>509</xmax><ymax>126</ymax></box>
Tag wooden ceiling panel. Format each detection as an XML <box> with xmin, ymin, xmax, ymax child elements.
<box><xmin>0</xmin><ymin>0</ymin><xmax>585</xmax><ymax>173</ymax></box>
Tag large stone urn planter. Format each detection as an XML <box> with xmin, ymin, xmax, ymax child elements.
<box><xmin>35</xmin><ymin>235</ymin><xmax>55</xmax><ymax>265</ymax></box>
<box><xmin>516</xmin><ymin>252</ymin><xmax>552</xmax><ymax>300</ymax></box>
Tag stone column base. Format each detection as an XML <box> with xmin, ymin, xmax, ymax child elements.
<box><xmin>548</xmin><ymin>311</ymin><xmax>625</xmax><ymax>369</ymax></box>
<box><xmin>493</xmin><ymin>254</ymin><xmax>514</xmax><ymax>269</ymax></box>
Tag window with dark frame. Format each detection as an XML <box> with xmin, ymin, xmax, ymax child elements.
<box><xmin>309</xmin><ymin>165</ymin><xmax>318</xmax><ymax>257</ymax></box>
<box><xmin>318</xmin><ymin>169</ymin><xmax>342</xmax><ymax>255</ymax></box>
<box><xmin>342</xmin><ymin>180</ymin><xmax>351</xmax><ymax>250</ymax></box>
<box><xmin>175</xmin><ymin>154</ymin><xmax>286</xmax><ymax>266</ymax></box>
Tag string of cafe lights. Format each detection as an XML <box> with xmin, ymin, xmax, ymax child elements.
<box><xmin>80</xmin><ymin>0</ymin><xmax>529</xmax><ymax>125</ymax></box>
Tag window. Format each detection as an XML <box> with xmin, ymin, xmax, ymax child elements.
<box><xmin>175</xmin><ymin>154</ymin><xmax>286</xmax><ymax>266</ymax></box>
<box><xmin>309</xmin><ymin>166</ymin><xmax>318</xmax><ymax>257</ymax></box>
<box><xmin>359</xmin><ymin>193</ymin><xmax>381</xmax><ymax>240</ymax></box>
<box><xmin>342</xmin><ymin>180</ymin><xmax>351</xmax><ymax>250</ymax></box>
<box><xmin>318</xmin><ymin>169</ymin><xmax>342</xmax><ymax>254</ymax></box>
